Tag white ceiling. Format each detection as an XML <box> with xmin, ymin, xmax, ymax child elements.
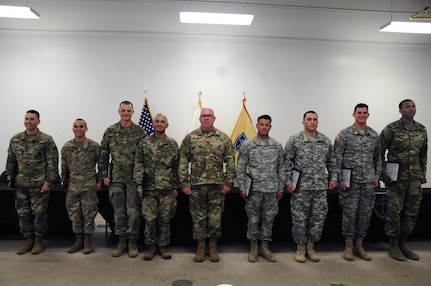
<box><xmin>1</xmin><ymin>0</ymin><xmax>431</xmax><ymax>44</ymax></box>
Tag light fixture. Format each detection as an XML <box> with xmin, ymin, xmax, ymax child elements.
<box><xmin>0</xmin><ymin>5</ymin><xmax>40</xmax><ymax>19</ymax></box>
<box><xmin>179</xmin><ymin>12</ymin><xmax>254</xmax><ymax>26</ymax></box>
<box><xmin>379</xmin><ymin>21</ymin><xmax>431</xmax><ymax>34</ymax></box>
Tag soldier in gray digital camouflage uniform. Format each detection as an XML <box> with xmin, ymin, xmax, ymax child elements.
<box><xmin>61</xmin><ymin>118</ymin><xmax>101</xmax><ymax>255</ymax></box>
<box><xmin>134</xmin><ymin>113</ymin><xmax>179</xmax><ymax>261</ymax></box>
<box><xmin>6</xmin><ymin>110</ymin><xmax>59</xmax><ymax>255</ymax></box>
<box><xmin>100</xmin><ymin>101</ymin><xmax>147</xmax><ymax>258</ymax></box>
<box><xmin>285</xmin><ymin>111</ymin><xmax>338</xmax><ymax>263</ymax></box>
<box><xmin>179</xmin><ymin>107</ymin><xmax>235</xmax><ymax>262</ymax></box>
<box><xmin>380</xmin><ymin>99</ymin><xmax>427</xmax><ymax>261</ymax></box>
<box><xmin>334</xmin><ymin>103</ymin><xmax>382</xmax><ymax>261</ymax></box>
<box><xmin>236</xmin><ymin>114</ymin><xmax>285</xmax><ymax>263</ymax></box>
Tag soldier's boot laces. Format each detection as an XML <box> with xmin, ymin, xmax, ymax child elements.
<box><xmin>194</xmin><ymin>240</ymin><xmax>206</xmax><ymax>262</ymax></box>
<box><xmin>208</xmin><ymin>237</ymin><xmax>219</xmax><ymax>262</ymax></box>
<box><xmin>159</xmin><ymin>246</ymin><xmax>172</xmax><ymax>260</ymax></box>
<box><xmin>295</xmin><ymin>244</ymin><xmax>306</xmax><ymax>263</ymax></box>
<box><xmin>31</xmin><ymin>235</ymin><xmax>45</xmax><ymax>255</ymax></box>
<box><xmin>83</xmin><ymin>234</ymin><xmax>94</xmax><ymax>254</ymax></box>
<box><xmin>128</xmin><ymin>240</ymin><xmax>138</xmax><ymax>258</ymax></box>
<box><xmin>343</xmin><ymin>237</ymin><xmax>354</xmax><ymax>261</ymax></box>
<box><xmin>112</xmin><ymin>235</ymin><xmax>127</xmax><ymax>257</ymax></box>
<box><xmin>143</xmin><ymin>245</ymin><xmax>157</xmax><ymax>260</ymax></box>
<box><xmin>388</xmin><ymin>236</ymin><xmax>405</xmax><ymax>261</ymax></box>
<box><xmin>248</xmin><ymin>240</ymin><xmax>258</xmax><ymax>263</ymax></box>
<box><xmin>355</xmin><ymin>238</ymin><xmax>371</xmax><ymax>261</ymax></box>
<box><xmin>68</xmin><ymin>233</ymin><xmax>83</xmax><ymax>253</ymax></box>
<box><xmin>17</xmin><ymin>235</ymin><xmax>34</xmax><ymax>255</ymax></box>
<box><xmin>259</xmin><ymin>240</ymin><xmax>276</xmax><ymax>262</ymax></box>
<box><xmin>306</xmin><ymin>241</ymin><xmax>320</xmax><ymax>262</ymax></box>
<box><xmin>399</xmin><ymin>233</ymin><xmax>419</xmax><ymax>260</ymax></box>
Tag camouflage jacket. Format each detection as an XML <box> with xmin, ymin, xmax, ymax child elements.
<box><xmin>380</xmin><ymin>119</ymin><xmax>427</xmax><ymax>181</ymax></box>
<box><xmin>6</xmin><ymin>129</ymin><xmax>59</xmax><ymax>188</ymax></box>
<box><xmin>179</xmin><ymin>128</ymin><xmax>235</xmax><ymax>188</ymax></box>
<box><xmin>285</xmin><ymin>131</ymin><xmax>338</xmax><ymax>191</ymax></box>
<box><xmin>334</xmin><ymin>125</ymin><xmax>382</xmax><ymax>183</ymax></box>
<box><xmin>61</xmin><ymin>138</ymin><xmax>100</xmax><ymax>187</ymax></box>
<box><xmin>100</xmin><ymin>121</ymin><xmax>147</xmax><ymax>183</ymax></box>
<box><xmin>134</xmin><ymin>135</ymin><xmax>180</xmax><ymax>191</ymax></box>
<box><xmin>236</xmin><ymin>136</ymin><xmax>286</xmax><ymax>193</ymax></box>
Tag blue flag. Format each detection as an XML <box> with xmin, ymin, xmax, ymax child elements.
<box><xmin>139</xmin><ymin>97</ymin><xmax>154</xmax><ymax>135</ymax></box>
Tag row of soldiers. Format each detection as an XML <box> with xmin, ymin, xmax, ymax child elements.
<box><xmin>5</xmin><ymin>99</ymin><xmax>427</xmax><ymax>264</ymax></box>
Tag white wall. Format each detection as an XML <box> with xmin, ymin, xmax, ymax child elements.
<box><xmin>1</xmin><ymin>31</ymin><xmax>430</xmax><ymax>185</ymax></box>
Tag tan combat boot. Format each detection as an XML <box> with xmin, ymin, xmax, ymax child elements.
<box><xmin>388</xmin><ymin>236</ymin><xmax>405</xmax><ymax>261</ymax></box>
<box><xmin>159</xmin><ymin>246</ymin><xmax>172</xmax><ymax>260</ymax></box>
<box><xmin>83</xmin><ymin>234</ymin><xmax>94</xmax><ymax>254</ymax></box>
<box><xmin>295</xmin><ymin>244</ymin><xmax>306</xmax><ymax>263</ymax></box>
<box><xmin>355</xmin><ymin>237</ymin><xmax>371</xmax><ymax>261</ymax></box>
<box><xmin>343</xmin><ymin>236</ymin><xmax>354</xmax><ymax>261</ymax></box>
<box><xmin>208</xmin><ymin>237</ymin><xmax>219</xmax><ymax>262</ymax></box>
<box><xmin>112</xmin><ymin>235</ymin><xmax>127</xmax><ymax>257</ymax></box>
<box><xmin>143</xmin><ymin>245</ymin><xmax>157</xmax><ymax>260</ymax></box>
<box><xmin>17</xmin><ymin>235</ymin><xmax>34</xmax><ymax>255</ymax></box>
<box><xmin>248</xmin><ymin>240</ymin><xmax>258</xmax><ymax>262</ymax></box>
<box><xmin>194</xmin><ymin>240</ymin><xmax>206</xmax><ymax>262</ymax></box>
<box><xmin>68</xmin><ymin>233</ymin><xmax>83</xmax><ymax>253</ymax></box>
<box><xmin>259</xmin><ymin>240</ymin><xmax>276</xmax><ymax>262</ymax></box>
<box><xmin>128</xmin><ymin>240</ymin><xmax>138</xmax><ymax>258</ymax></box>
<box><xmin>399</xmin><ymin>233</ymin><xmax>419</xmax><ymax>260</ymax></box>
<box><xmin>306</xmin><ymin>241</ymin><xmax>320</xmax><ymax>262</ymax></box>
<box><xmin>31</xmin><ymin>235</ymin><xmax>44</xmax><ymax>255</ymax></box>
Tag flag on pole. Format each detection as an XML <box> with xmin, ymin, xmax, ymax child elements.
<box><xmin>182</xmin><ymin>93</ymin><xmax>203</xmax><ymax>140</ymax></box>
<box><xmin>139</xmin><ymin>97</ymin><xmax>154</xmax><ymax>135</ymax></box>
<box><xmin>230</xmin><ymin>98</ymin><xmax>256</xmax><ymax>165</ymax></box>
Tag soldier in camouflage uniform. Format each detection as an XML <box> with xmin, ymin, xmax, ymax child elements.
<box><xmin>100</xmin><ymin>101</ymin><xmax>147</xmax><ymax>258</ymax></box>
<box><xmin>236</xmin><ymin>115</ymin><xmax>285</xmax><ymax>263</ymax></box>
<box><xmin>334</xmin><ymin>103</ymin><xmax>382</xmax><ymax>261</ymax></box>
<box><xmin>6</xmin><ymin>110</ymin><xmax>59</xmax><ymax>255</ymax></box>
<box><xmin>380</xmin><ymin>99</ymin><xmax>427</xmax><ymax>261</ymax></box>
<box><xmin>61</xmin><ymin>119</ymin><xmax>101</xmax><ymax>255</ymax></box>
<box><xmin>285</xmin><ymin>111</ymin><xmax>338</xmax><ymax>263</ymax></box>
<box><xmin>134</xmin><ymin>113</ymin><xmax>179</xmax><ymax>261</ymax></box>
<box><xmin>179</xmin><ymin>108</ymin><xmax>235</xmax><ymax>262</ymax></box>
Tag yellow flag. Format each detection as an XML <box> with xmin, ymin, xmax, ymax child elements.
<box><xmin>230</xmin><ymin>98</ymin><xmax>256</xmax><ymax>165</ymax></box>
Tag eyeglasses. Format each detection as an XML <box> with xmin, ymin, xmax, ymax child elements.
<box><xmin>200</xmin><ymin>114</ymin><xmax>214</xmax><ymax>118</ymax></box>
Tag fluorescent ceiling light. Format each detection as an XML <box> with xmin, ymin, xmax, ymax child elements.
<box><xmin>379</xmin><ymin>21</ymin><xmax>431</xmax><ymax>34</ymax></box>
<box><xmin>180</xmin><ymin>12</ymin><xmax>254</xmax><ymax>25</ymax></box>
<box><xmin>0</xmin><ymin>5</ymin><xmax>40</xmax><ymax>19</ymax></box>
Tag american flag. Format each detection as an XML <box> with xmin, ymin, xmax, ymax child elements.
<box><xmin>139</xmin><ymin>97</ymin><xmax>154</xmax><ymax>135</ymax></box>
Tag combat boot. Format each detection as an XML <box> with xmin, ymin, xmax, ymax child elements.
<box><xmin>343</xmin><ymin>236</ymin><xmax>354</xmax><ymax>261</ymax></box>
<box><xmin>128</xmin><ymin>240</ymin><xmax>138</xmax><ymax>258</ymax></box>
<box><xmin>159</xmin><ymin>246</ymin><xmax>172</xmax><ymax>259</ymax></box>
<box><xmin>143</xmin><ymin>245</ymin><xmax>157</xmax><ymax>260</ymax></box>
<box><xmin>31</xmin><ymin>235</ymin><xmax>45</xmax><ymax>255</ymax></box>
<box><xmin>388</xmin><ymin>236</ymin><xmax>405</xmax><ymax>261</ymax></box>
<box><xmin>17</xmin><ymin>235</ymin><xmax>34</xmax><ymax>255</ymax></box>
<box><xmin>259</xmin><ymin>240</ymin><xmax>276</xmax><ymax>262</ymax></box>
<box><xmin>208</xmin><ymin>237</ymin><xmax>219</xmax><ymax>262</ymax></box>
<box><xmin>83</xmin><ymin>234</ymin><xmax>94</xmax><ymax>254</ymax></box>
<box><xmin>355</xmin><ymin>237</ymin><xmax>371</xmax><ymax>261</ymax></box>
<box><xmin>248</xmin><ymin>240</ymin><xmax>258</xmax><ymax>262</ymax></box>
<box><xmin>112</xmin><ymin>235</ymin><xmax>127</xmax><ymax>257</ymax></box>
<box><xmin>306</xmin><ymin>241</ymin><xmax>320</xmax><ymax>262</ymax></box>
<box><xmin>68</xmin><ymin>233</ymin><xmax>83</xmax><ymax>253</ymax></box>
<box><xmin>295</xmin><ymin>244</ymin><xmax>306</xmax><ymax>263</ymax></box>
<box><xmin>194</xmin><ymin>240</ymin><xmax>206</xmax><ymax>262</ymax></box>
<box><xmin>399</xmin><ymin>233</ymin><xmax>419</xmax><ymax>260</ymax></box>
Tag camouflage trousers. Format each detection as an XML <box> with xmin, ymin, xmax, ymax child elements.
<box><xmin>291</xmin><ymin>189</ymin><xmax>328</xmax><ymax>244</ymax></box>
<box><xmin>142</xmin><ymin>190</ymin><xmax>176</xmax><ymax>246</ymax></box>
<box><xmin>109</xmin><ymin>182</ymin><xmax>141</xmax><ymax>240</ymax></box>
<box><xmin>338</xmin><ymin>182</ymin><xmax>375</xmax><ymax>238</ymax></box>
<box><xmin>385</xmin><ymin>180</ymin><xmax>422</xmax><ymax>236</ymax></box>
<box><xmin>66</xmin><ymin>184</ymin><xmax>98</xmax><ymax>234</ymax></box>
<box><xmin>190</xmin><ymin>184</ymin><xmax>224</xmax><ymax>240</ymax></box>
<box><xmin>14</xmin><ymin>186</ymin><xmax>49</xmax><ymax>238</ymax></box>
<box><xmin>245</xmin><ymin>191</ymin><xmax>279</xmax><ymax>241</ymax></box>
